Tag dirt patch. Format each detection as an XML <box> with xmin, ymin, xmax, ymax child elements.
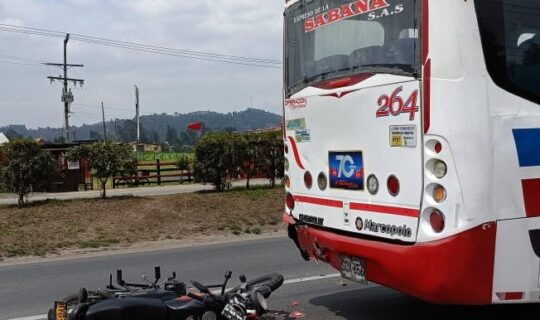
<box><xmin>0</xmin><ymin>186</ymin><xmax>284</xmax><ymax>259</ymax></box>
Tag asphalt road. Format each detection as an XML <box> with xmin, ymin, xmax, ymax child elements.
<box><xmin>1</xmin><ymin>236</ymin><xmax>539</xmax><ymax>320</ymax></box>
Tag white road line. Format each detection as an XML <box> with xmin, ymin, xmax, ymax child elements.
<box><xmin>8</xmin><ymin>273</ymin><xmax>342</xmax><ymax>320</ymax></box>
<box><xmin>284</xmin><ymin>273</ymin><xmax>341</xmax><ymax>285</ymax></box>
<box><xmin>8</xmin><ymin>315</ymin><xmax>47</xmax><ymax>320</ymax></box>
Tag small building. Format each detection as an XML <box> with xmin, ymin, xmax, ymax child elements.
<box><xmin>130</xmin><ymin>142</ymin><xmax>162</xmax><ymax>153</ymax></box>
<box><xmin>42</xmin><ymin>142</ymin><xmax>94</xmax><ymax>192</ymax></box>
<box><xmin>0</xmin><ymin>132</ymin><xmax>8</xmax><ymax>145</ymax></box>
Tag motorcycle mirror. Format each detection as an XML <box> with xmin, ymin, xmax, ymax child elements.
<box><xmin>117</xmin><ymin>269</ymin><xmax>125</xmax><ymax>285</ymax></box>
<box><xmin>239</xmin><ymin>274</ymin><xmax>247</xmax><ymax>283</ymax></box>
<box><xmin>225</xmin><ymin>271</ymin><xmax>232</xmax><ymax>279</ymax></box>
<box><xmin>154</xmin><ymin>266</ymin><xmax>161</xmax><ymax>282</ymax></box>
<box><xmin>168</xmin><ymin>271</ymin><xmax>177</xmax><ymax>281</ymax></box>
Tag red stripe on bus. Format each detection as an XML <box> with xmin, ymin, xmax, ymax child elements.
<box><xmin>423</xmin><ymin>59</ymin><xmax>431</xmax><ymax>134</ymax></box>
<box><xmin>293</xmin><ymin>196</ymin><xmax>418</xmax><ymax>218</ymax></box>
<box><xmin>294</xmin><ymin>195</ymin><xmax>343</xmax><ymax>208</ymax></box>
<box><xmin>287</xmin><ymin>136</ymin><xmax>305</xmax><ymax>170</ymax></box>
<box><xmin>350</xmin><ymin>202</ymin><xmax>420</xmax><ymax>218</ymax></box>
<box><xmin>522</xmin><ymin>179</ymin><xmax>540</xmax><ymax>217</ymax></box>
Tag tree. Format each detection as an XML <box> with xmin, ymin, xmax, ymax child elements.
<box><xmin>68</xmin><ymin>142</ymin><xmax>136</xmax><ymax>198</ymax></box>
<box><xmin>0</xmin><ymin>146</ymin><xmax>6</xmax><ymax>192</ymax></box>
<box><xmin>193</xmin><ymin>132</ymin><xmax>237</xmax><ymax>191</ymax></box>
<box><xmin>234</xmin><ymin>133</ymin><xmax>264</xmax><ymax>189</ymax></box>
<box><xmin>0</xmin><ymin>139</ymin><xmax>58</xmax><ymax>207</ymax></box>
<box><xmin>260</xmin><ymin>131</ymin><xmax>284</xmax><ymax>188</ymax></box>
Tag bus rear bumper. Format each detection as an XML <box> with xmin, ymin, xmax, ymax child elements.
<box><xmin>284</xmin><ymin>214</ymin><xmax>497</xmax><ymax>305</ymax></box>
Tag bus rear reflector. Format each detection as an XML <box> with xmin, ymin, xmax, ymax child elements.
<box><xmin>317</xmin><ymin>172</ymin><xmax>327</xmax><ymax>191</ymax></box>
<box><xmin>387</xmin><ymin>175</ymin><xmax>400</xmax><ymax>196</ymax></box>
<box><xmin>304</xmin><ymin>171</ymin><xmax>313</xmax><ymax>189</ymax></box>
<box><xmin>286</xmin><ymin>192</ymin><xmax>295</xmax><ymax>210</ymax></box>
<box><xmin>430</xmin><ymin>210</ymin><xmax>445</xmax><ymax>233</ymax></box>
<box><xmin>284</xmin><ymin>175</ymin><xmax>291</xmax><ymax>189</ymax></box>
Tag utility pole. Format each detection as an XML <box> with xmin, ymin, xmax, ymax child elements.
<box><xmin>101</xmin><ymin>102</ymin><xmax>107</xmax><ymax>141</ymax></box>
<box><xmin>45</xmin><ymin>34</ymin><xmax>84</xmax><ymax>143</ymax></box>
<box><xmin>134</xmin><ymin>85</ymin><xmax>140</xmax><ymax>143</ymax></box>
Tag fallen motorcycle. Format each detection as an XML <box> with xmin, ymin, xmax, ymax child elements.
<box><xmin>48</xmin><ymin>266</ymin><xmax>284</xmax><ymax>320</ymax></box>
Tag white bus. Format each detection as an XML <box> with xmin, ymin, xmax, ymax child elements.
<box><xmin>282</xmin><ymin>0</ymin><xmax>540</xmax><ymax>304</ymax></box>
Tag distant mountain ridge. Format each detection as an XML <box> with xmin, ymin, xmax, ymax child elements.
<box><xmin>0</xmin><ymin>108</ymin><xmax>282</xmax><ymax>143</ymax></box>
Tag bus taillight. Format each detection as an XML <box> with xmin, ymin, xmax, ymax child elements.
<box><xmin>284</xmin><ymin>175</ymin><xmax>291</xmax><ymax>189</ymax></box>
<box><xmin>433</xmin><ymin>160</ymin><xmax>447</xmax><ymax>179</ymax></box>
<box><xmin>434</xmin><ymin>142</ymin><xmax>442</xmax><ymax>154</ymax></box>
<box><xmin>430</xmin><ymin>210</ymin><xmax>445</xmax><ymax>233</ymax></box>
<box><xmin>286</xmin><ymin>192</ymin><xmax>295</xmax><ymax>211</ymax></box>
<box><xmin>433</xmin><ymin>184</ymin><xmax>447</xmax><ymax>203</ymax></box>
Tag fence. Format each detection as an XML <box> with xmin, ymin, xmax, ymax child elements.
<box><xmin>112</xmin><ymin>159</ymin><xmax>193</xmax><ymax>188</ymax></box>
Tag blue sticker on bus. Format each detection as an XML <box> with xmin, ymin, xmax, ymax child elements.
<box><xmin>513</xmin><ymin>128</ymin><xmax>540</xmax><ymax>167</ymax></box>
<box><xmin>329</xmin><ymin>151</ymin><xmax>364</xmax><ymax>190</ymax></box>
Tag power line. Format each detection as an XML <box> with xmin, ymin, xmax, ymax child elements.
<box><xmin>0</xmin><ymin>60</ymin><xmax>45</xmax><ymax>67</ymax></box>
<box><xmin>0</xmin><ymin>53</ymin><xmax>45</xmax><ymax>63</ymax></box>
<box><xmin>0</xmin><ymin>23</ymin><xmax>282</xmax><ymax>68</ymax></box>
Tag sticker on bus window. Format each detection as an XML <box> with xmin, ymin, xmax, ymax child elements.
<box><xmin>390</xmin><ymin>125</ymin><xmax>417</xmax><ymax>148</ymax></box>
<box><xmin>287</xmin><ymin>118</ymin><xmax>307</xmax><ymax>131</ymax></box>
<box><xmin>295</xmin><ymin>129</ymin><xmax>311</xmax><ymax>143</ymax></box>
<box><xmin>329</xmin><ymin>151</ymin><xmax>364</xmax><ymax>190</ymax></box>
<box><xmin>295</xmin><ymin>1</ymin><xmax>407</xmax><ymax>33</ymax></box>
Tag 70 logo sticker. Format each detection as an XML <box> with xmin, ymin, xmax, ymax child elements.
<box><xmin>376</xmin><ymin>86</ymin><xmax>419</xmax><ymax>121</ymax></box>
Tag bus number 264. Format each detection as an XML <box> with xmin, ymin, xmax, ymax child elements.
<box><xmin>376</xmin><ymin>87</ymin><xmax>419</xmax><ymax>121</ymax></box>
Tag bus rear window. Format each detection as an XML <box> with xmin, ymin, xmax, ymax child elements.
<box><xmin>285</xmin><ymin>0</ymin><xmax>419</xmax><ymax>97</ymax></box>
<box><xmin>475</xmin><ymin>0</ymin><xmax>540</xmax><ymax>105</ymax></box>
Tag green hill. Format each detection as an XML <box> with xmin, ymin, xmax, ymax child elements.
<box><xmin>0</xmin><ymin>108</ymin><xmax>282</xmax><ymax>146</ymax></box>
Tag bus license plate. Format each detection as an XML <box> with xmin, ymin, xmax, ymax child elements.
<box><xmin>340</xmin><ymin>256</ymin><xmax>367</xmax><ymax>285</ymax></box>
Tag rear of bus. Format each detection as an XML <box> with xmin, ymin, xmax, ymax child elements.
<box><xmin>281</xmin><ymin>0</ymin><xmax>517</xmax><ymax>305</ymax></box>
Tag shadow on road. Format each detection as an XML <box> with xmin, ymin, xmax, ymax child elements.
<box><xmin>310</xmin><ymin>286</ymin><xmax>540</xmax><ymax>320</ymax></box>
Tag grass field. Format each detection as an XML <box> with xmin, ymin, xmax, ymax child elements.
<box><xmin>0</xmin><ymin>186</ymin><xmax>284</xmax><ymax>259</ymax></box>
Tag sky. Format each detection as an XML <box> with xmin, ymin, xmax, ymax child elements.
<box><xmin>0</xmin><ymin>0</ymin><xmax>284</xmax><ymax>128</ymax></box>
